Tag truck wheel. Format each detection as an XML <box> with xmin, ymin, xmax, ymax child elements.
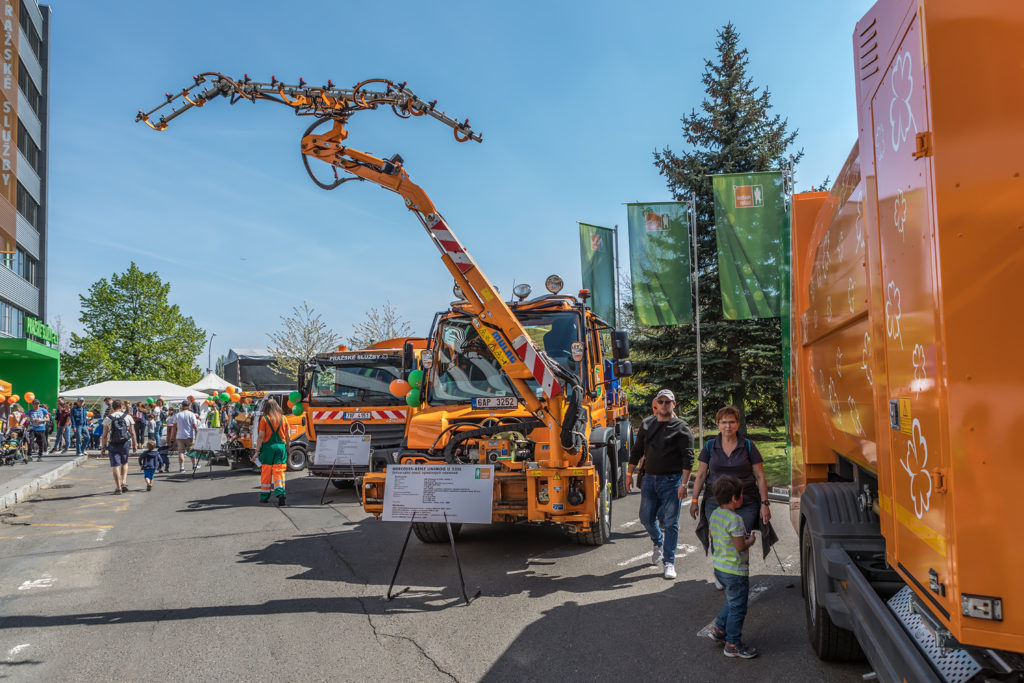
<box><xmin>578</xmin><ymin>450</ymin><xmax>612</xmax><ymax>546</ymax></box>
<box><xmin>616</xmin><ymin>421</ymin><xmax>631</xmax><ymax>497</ymax></box>
<box><xmin>612</xmin><ymin>438</ymin><xmax>627</xmax><ymax>499</ymax></box>
<box><xmin>412</xmin><ymin>522</ymin><xmax>461</xmax><ymax>544</ymax></box>
<box><xmin>286</xmin><ymin>445</ymin><xmax>307</xmax><ymax>471</ymax></box>
<box><xmin>801</xmin><ymin>528</ymin><xmax>863</xmax><ymax>661</ymax></box>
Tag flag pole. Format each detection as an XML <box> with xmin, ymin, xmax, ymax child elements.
<box><xmin>688</xmin><ymin>193</ymin><xmax>703</xmax><ymax>448</ymax></box>
<box><xmin>612</xmin><ymin>224</ymin><xmax>620</xmax><ymax>328</ymax></box>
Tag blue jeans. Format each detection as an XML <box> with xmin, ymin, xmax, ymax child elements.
<box><xmin>714</xmin><ymin>569</ymin><xmax>750</xmax><ymax>645</ymax></box>
<box><xmin>638</xmin><ymin>473</ymin><xmax>683</xmax><ymax>563</ymax></box>
<box><xmin>52</xmin><ymin>425</ymin><xmax>72</xmax><ymax>452</ymax></box>
<box><xmin>74</xmin><ymin>426</ymin><xmax>89</xmax><ymax>454</ymax></box>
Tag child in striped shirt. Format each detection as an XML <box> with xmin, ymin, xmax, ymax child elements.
<box><xmin>707</xmin><ymin>475</ymin><xmax>758</xmax><ymax>658</ymax></box>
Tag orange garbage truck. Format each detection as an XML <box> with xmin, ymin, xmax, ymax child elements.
<box><xmin>788</xmin><ymin>0</ymin><xmax>1024</xmax><ymax>679</ymax></box>
<box><xmin>300</xmin><ymin>339</ymin><xmax>426</xmax><ymax>486</ymax></box>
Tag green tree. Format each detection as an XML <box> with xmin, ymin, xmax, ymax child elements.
<box><xmin>61</xmin><ymin>263</ymin><xmax>206</xmax><ymax>388</ymax></box>
<box><xmin>634</xmin><ymin>23</ymin><xmax>800</xmax><ymax>431</ymax></box>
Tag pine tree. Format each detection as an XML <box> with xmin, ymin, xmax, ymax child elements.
<box><xmin>636</xmin><ymin>23</ymin><xmax>801</xmax><ymax>431</ymax></box>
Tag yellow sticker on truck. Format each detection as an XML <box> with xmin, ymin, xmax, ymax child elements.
<box><xmin>473</xmin><ymin>321</ymin><xmax>518</xmax><ymax>367</ymax></box>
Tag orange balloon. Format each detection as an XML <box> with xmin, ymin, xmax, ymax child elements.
<box><xmin>24</xmin><ymin>392</ymin><xmax>35</xmax><ymax>403</ymax></box>
<box><xmin>225</xmin><ymin>385</ymin><xmax>235</xmax><ymax>394</ymax></box>
<box><xmin>389</xmin><ymin>379</ymin><xmax>412</xmax><ymax>397</ymax></box>
<box><xmin>230</xmin><ymin>393</ymin><xmax>241</xmax><ymax>402</ymax></box>
<box><xmin>6</xmin><ymin>397</ymin><xmax>14</xmax><ymax>404</ymax></box>
<box><xmin>87</xmin><ymin>411</ymin><xmax>94</xmax><ymax>418</ymax></box>
<box><xmin>10</xmin><ymin>394</ymin><xmax>19</xmax><ymax>403</ymax></box>
<box><xmin>0</xmin><ymin>394</ymin><xmax>5</xmax><ymax>402</ymax></box>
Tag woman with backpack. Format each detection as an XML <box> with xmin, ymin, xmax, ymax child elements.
<box><xmin>253</xmin><ymin>398</ymin><xmax>290</xmax><ymax>507</ymax></box>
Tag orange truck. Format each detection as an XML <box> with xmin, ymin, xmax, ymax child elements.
<box><xmin>361</xmin><ymin>281</ymin><xmax>633</xmax><ymax>544</ymax></box>
<box><xmin>225</xmin><ymin>390</ymin><xmax>308</xmax><ymax>470</ymax></box>
<box><xmin>789</xmin><ymin>0</ymin><xmax>1024</xmax><ymax>678</ymax></box>
<box><xmin>300</xmin><ymin>339</ymin><xmax>425</xmax><ymax>486</ymax></box>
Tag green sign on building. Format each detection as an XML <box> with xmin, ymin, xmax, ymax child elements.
<box><xmin>25</xmin><ymin>316</ymin><xmax>58</xmax><ymax>345</ymax></box>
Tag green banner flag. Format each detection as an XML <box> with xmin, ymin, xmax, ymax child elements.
<box><xmin>626</xmin><ymin>202</ymin><xmax>692</xmax><ymax>326</ymax></box>
<box><xmin>578</xmin><ymin>223</ymin><xmax>616</xmax><ymax>325</ymax></box>
<box><xmin>712</xmin><ymin>171</ymin><xmax>788</xmax><ymax>319</ymax></box>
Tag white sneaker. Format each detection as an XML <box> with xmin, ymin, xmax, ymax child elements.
<box><xmin>179</xmin><ymin>467</ymin><xmax>185</xmax><ymax>473</ymax></box>
<box><xmin>651</xmin><ymin>545</ymin><xmax>664</xmax><ymax>565</ymax></box>
<box><xmin>714</xmin><ymin>578</ymin><xmax>724</xmax><ymax>590</ymax></box>
<box><xmin>663</xmin><ymin>563</ymin><xmax>677</xmax><ymax>580</ymax></box>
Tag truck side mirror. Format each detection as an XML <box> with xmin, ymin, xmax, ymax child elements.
<box><xmin>403</xmin><ymin>341</ymin><xmax>415</xmax><ymax>376</ymax></box>
<box><xmin>615</xmin><ymin>360</ymin><xmax>633</xmax><ymax>377</ymax></box>
<box><xmin>612</xmin><ymin>330</ymin><xmax>630</xmax><ymax>359</ymax></box>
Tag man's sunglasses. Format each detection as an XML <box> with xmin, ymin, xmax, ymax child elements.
<box><xmin>655</xmin><ymin>399</ymin><xmax>673</xmax><ymax>405</ymax></box>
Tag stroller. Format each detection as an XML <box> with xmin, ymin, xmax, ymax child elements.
<box><xmin>1</xmin><ymin>430</ymin><xmax>26</xmax><ymax>465</ymax></box>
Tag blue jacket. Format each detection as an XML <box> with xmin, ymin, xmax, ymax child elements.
<box><xmin>70</xmin><ymin>405</ymin><xmax>88</xmax><ymax>428</ymax></box>
<box><xmin>138</xmin><ymin>449</ymin><xmax>162</xmax><ymax>470</ymax></box>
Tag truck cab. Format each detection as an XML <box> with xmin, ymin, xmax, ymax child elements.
<box><xmin>363</xmin><ymin>277</ymin><xmax>632</xmax><ymax>544</ymax></box>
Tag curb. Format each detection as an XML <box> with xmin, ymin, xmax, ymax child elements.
<box><xmin>1</xmin><ymin>455</ymin><xmax>89</xmax><ymax>511</ymax></box>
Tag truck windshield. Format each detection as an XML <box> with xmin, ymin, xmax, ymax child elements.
<box><xmin>310</xmin><ymin>361</ymin><xmax>404</xmax><ymax>406</ymax></box>
<box><xmin>429</xmin><ymin>311</ymin><xmax>581</xmax><ymax>405</ymax></box>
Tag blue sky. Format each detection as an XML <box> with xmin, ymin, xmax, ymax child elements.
<box><xmin>44</xmin><ymin>0</ymin><xmax>873</xmax><ymax>369</ymax></box>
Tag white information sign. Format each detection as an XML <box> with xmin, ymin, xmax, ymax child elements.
<box><xmin>382</xmin><ymin>464</ymin><xmax>494</xmax><ymax>524</ymax></box>
<box><xmin>193</xmin><ymin>428</ymin><xmax>223</xmax><ymax>452</ymax></box>
<box><xmin>314</xmin><ymin>434</ymin><xmax>371</xmax><ymax>467</ymax></box>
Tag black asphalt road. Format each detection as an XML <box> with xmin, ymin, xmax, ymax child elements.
<box><xmin>0</xmin><ymin>460</ymin><xmax>870</xmax><ymax>681</ymax></box>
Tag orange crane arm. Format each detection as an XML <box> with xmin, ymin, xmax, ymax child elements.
<box><xmin>137</xmin><ymin>73</ymin><xmax>576</xmax><ymax>436</ymax></box>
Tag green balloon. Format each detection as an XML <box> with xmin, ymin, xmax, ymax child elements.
<box><xmin>220</xmin><ymin>392</ymin><xmax>230</xmax><ymax>401</ymax></box>
<box><xmin>291</xmin><ymin>403</ymin><xmax>304</xmax><ymax>416</ymax></box>
<box><xmin>289</xmin><ymin>390</ymin><xmax>302</xmax><ymax>403</ymax></box>
<box><xmin>407</xmin><ymin>370</ymin><xmax>424</xmax><ymax>387</ymax></box>
<box><xmin>406</xmin><ymin>388</ymin><xmax>421</xmax><ymax>407</ymax></box>
<box><xmin>146</xmin><ymin>397</ymin><xmax>154</xmax><ymax>404</ymax></box>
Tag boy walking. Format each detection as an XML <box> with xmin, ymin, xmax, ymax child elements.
<box><xmin>138</xmin><ymin>439</ymin><xmax>161</xmax><ymax>491</ymax></box>
<box><xmin>707</xmin><ymin>475</ymin><xmax>758</xmax><ymax>658</ymax></box>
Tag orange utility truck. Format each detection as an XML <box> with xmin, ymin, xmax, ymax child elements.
<box><xmin>137</xmin><ymin>73</ymin><xmax>632</xmax><ymax>547</ymax></box>
<box><xmin>789</xmin><ymin>0</ymin><xmax>1024</xmax><ymax>679</ymax></box>
<box><xmin>361</xmin><ymin>281</ymin><xmax>633</xmax><ymax>543</ymax></box>
<box><xmin>301</xmin><ymin>339</ymin><xmax>425</xmax><ymax>486</ymax></box>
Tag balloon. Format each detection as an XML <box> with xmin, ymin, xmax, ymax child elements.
<box><xmin>24</xmin><ymin>392</ymin><xmax>35</xmax><ymax>403</ymax></box>
<box><xmin>10</xmin><ymin>394</ymin><xmax>19</xmax><ymax>403</ymax></box>
<box><xmin>220</xmin><ymin>392</ymin><xmax>230</xmax><ymax>402</ymax></box>
<box><xmin>230</xmin><ymin>393</ymin><xmax>241</xmax><ymax>403</ymax></box>
<box><xmin>6</xmin><ymin>397</ymin><xmax>14</xmax><ymax>405</ymax></box>
<box><xmin>87</xmin><ymin>411</ymin><xmax>94</xmax><ymax>418</ymax></box>
<box><xmin>225</xmin><ymin>385</ymin><xmax>235</xmax><ymax>394</ymax></box>
<box><xmin>405</xmin><ymin>389</ymin><xmax>421</xmax><ymax>407</ymax></box>
<box><xmin>389</xmin><ymin>379</ymin><xmax>411</xmax><ymax>397</ymax></box>
<box><xmin>288</xmin><ymin>390</ymin><xmax>302</xmax><ymax>404</ymax></box>
<box><xmin>147</xmin><ymin>397</ymin><xmax>154</xmax><ymax>404</ymax></box>
<box><xmin>291</xmin><ymin>404</ymin><xmax>304</xmax><ymax>416</ymax></box>
<box><xmin>407</xmin><ymin>370</ymin><xmax>424</xmax><ymax>387</ymax></box>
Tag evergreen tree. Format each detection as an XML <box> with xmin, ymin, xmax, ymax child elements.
<box><xmin>61</xmin><ymin>263</ymin><xmax>206</xmax><ymax>388</ymax></box>
<box><xmin>635</xmin><ymin>23</ymin><xmax>800</xmax><ymax>431</ymax></box>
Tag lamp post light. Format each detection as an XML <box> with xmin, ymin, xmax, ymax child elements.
<box><xmin>207</xmin><ymin>332</ymin><xmax>216</xmax><ymax>374</ymax></box>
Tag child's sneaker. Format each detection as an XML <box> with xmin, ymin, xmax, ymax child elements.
<box><xmin>723</xmin><ymin>642</ymin><xmax>758</xmax><ymax>659</ymax></box>
<box><xmin>706</xmin><ymin>626</ymin><xmax>726</xmax><ymax>644</ymax></box>
<box><xmin>146</xmin><ymin>482</ymin><xmax>152</xmax><ymax>491</ymax></box>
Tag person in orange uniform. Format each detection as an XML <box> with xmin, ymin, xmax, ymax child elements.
<box><xmin>254</xmin><ymin>399</ymin><xmax>289</xmax><ymax>506</ymax></box>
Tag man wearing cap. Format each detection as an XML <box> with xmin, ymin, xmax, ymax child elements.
<box><xmin>26</xmin><ymin>399</ymin><xmax>50</xmax><ymax>462</ymax></box>
<box><xmin>626</xmin><ymin>388</ymin><xmax>694</xmax><ymax>580</ymax></box>
<box><xmin>166</xmin><ymin>400</ymin><xmax>201</xmax><ymax>472</ymax></box>
<box><xmin>70</xmin><ymin>398</ymin><xmax>89</xmax><ymax>455</ymax></box>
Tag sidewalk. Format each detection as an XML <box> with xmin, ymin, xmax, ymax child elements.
<box><xmin>0</xmin><ymin>449</ymin><xmax>94</xmax><ymax>510</ymax></box>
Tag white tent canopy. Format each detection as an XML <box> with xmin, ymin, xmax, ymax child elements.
<box><xmin>187</xmin><ymin>372</ymin><xmax>231</xmax><ymax>394</ymax></box>
<box><xmin>60</xmin><ymin>380</ymin><xmax>211</xmax><ymax>404</ymax></box>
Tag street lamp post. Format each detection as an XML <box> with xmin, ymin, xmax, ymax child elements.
<box><xmin>207</xmin><ymin>333</ymin><xmax>216</xmax><ymax>374</ymax></box>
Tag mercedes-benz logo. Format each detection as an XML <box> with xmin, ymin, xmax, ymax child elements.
<box><xmin>481</xmin><ymin>418</ymin><xmax>500</xmax><ymax>429</ymax></box>
<box><xmin>349</xmin><ymin>422</ymin><xmax>366</xmax><ymax>435</ymax></box>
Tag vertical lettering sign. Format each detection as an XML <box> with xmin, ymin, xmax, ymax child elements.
<box><xmin>0</xmin><ymin>0</ymin><xmax>17</xmax><ymax>254</ymax></box>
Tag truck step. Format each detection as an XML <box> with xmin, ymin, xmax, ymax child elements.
<box><xmin>888</xmin><ymin>587</ymin><xmax>981</xmax><ymax>682</ymax></box>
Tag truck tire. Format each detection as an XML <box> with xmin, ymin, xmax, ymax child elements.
<box><xmin>412</xmin><ymin>522</ymin><xmax>461</xmax><ymax>543</ymax></box>
<box><xmin>616</xmin><ymin>421</ymin><xmax>631</xmax><ymax>498</ymax></box>
<box><xmin>286</xmin><ymin>444</ymin><xmax>307</xmax><ymax>472</ymax></box>
<box><xmin>801</xmin><ymin>528</ymin><xmax>863</xmax><ymax>661</ymax></box>
<box><xmin>578</xmin><ymin>450</ymin><xmax>612</xmax><ymax>546</ymax></box>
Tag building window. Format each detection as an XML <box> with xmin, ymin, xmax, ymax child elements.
<box><xmin>1</xmin><ymin>248</ymin><xmax>38</xmax><ymax>286</ymax></box>
<box><xmin>18</xmin><ymin>1</ymin><xmax>42</xmax><ymax>62</ymax></box>
<box><xmin>17</xmin><ymin>120</ymin><xmax>40</xmax><ymax>175</ymax></box>
<box><xmin>0</xmin><ymin>301</ymin><xmax>22</xmax><ymax>337</ymax></box>
<box><xmin>16</xmin><ymin>181</ymin><xmax>38</xmax><ymax>228</ymax></box>
<box><xmin>17</xmin><ymin>62</ymin><xmax>42</xmax><ymax>118</ymax></box>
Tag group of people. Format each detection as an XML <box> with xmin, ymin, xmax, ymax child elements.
<box><xmin>627</xmin><ymin>388</ymin><xmax>771</xmax><ymax>660</ymax></box>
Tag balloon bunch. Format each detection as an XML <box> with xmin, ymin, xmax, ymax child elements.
<box><xmin>288</xmin><ymin>391</ymin><xmax>304</xmax><ymax>416</ymax></box>
<box><xmin>390</xmin><ymin>370</ymin><xmax>425</xmax><ymax>407</ymax></box>
<box><xmin>7</xmin><ymin>394</ymin><xmax>20</xmax><ymax>405</ymax></box>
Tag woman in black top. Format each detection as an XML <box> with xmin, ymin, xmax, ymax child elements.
<box><xmin>688</xmin><ymin>405</ymin><xmax>771</xmax><ymax>532</ymax></box>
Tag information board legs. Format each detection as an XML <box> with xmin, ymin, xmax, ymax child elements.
<box><xmin>319</xmin><ymin>464</ymin><xmax>337</xmax><ymax>505</ymax></box>
<box><xmin>385</xmin><ymin>513</ymin><xmax>480</xmax><ymax>606</ymax></box>
<box><xmin>386</xmin><ymin>513</ymin><xmax>417</xmax><ymax>601</ymax></box>
<box><xmin>445</xmin><ymin>513</ymin><xmax>481</xmax><ymax>606</ymax></box>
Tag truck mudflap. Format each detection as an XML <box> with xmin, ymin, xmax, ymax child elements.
<box><xmin>824</xmin><ymin>545</ymin><xmax>966</xmax><ymax>683</ymax></box>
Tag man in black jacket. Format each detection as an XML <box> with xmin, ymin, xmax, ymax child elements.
<box><xmin>626</xmin><ymin>388</ymin><xmax>694</xmax><ymax>580</ymax></box>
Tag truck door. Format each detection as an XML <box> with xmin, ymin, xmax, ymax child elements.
<box><xmin>870</xmin><ymin>11</ymin><xmax>953</xmax><ymax>616</ymax></box>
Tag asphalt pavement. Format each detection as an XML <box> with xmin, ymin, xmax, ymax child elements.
<box><xmin>0</xmin><ymin>460</ymin><xmax>871</xmax><ymax>681</ymax></box>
